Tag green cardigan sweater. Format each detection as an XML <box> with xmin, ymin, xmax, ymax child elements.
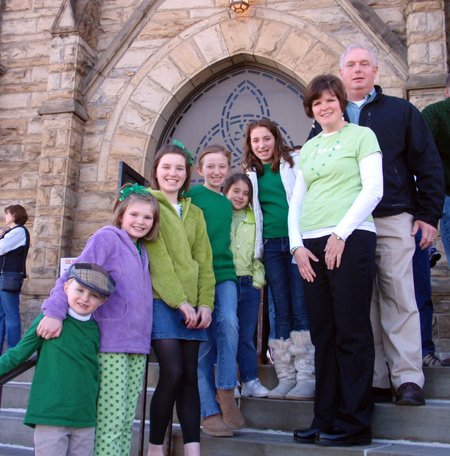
<box><xmin>144</xmin><ymin>190</ymin><xmax>215</xmax><ymax>311</ymax></box>
<box><xmin>422</xmin><ymin>97</ymin><xmax>450</xmax><ymax>195</ymax></box>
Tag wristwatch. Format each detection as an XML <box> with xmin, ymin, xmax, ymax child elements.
<box><xmin>332</xmin><ymin>232</ymin><xmax>343</xmax><ymax>241</ymax></box>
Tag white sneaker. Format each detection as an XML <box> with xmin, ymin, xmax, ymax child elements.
<box><xmin>241</xmin><ymin>379</ymin><xmax>269</xmax><ymax>398</ymax></box>
<box><xmin>234</xmin><ymin>381</ymin><xmax>241</xmax><ymax>399</ymax></box>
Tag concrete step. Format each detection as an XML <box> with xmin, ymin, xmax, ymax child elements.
<box><xmin>240</xmin><ymin>397</ymin><xmax>450</xmax><ymax>444</ymax></box>
<box><xmin>172</xmin><ymin>429</ymin><xmax>450</xmax><ymax>456</ymax></box>
<box><xmin>258</xmin><ymin>365</ymin><xmax>450</xmax><ymax>400</ymax></box>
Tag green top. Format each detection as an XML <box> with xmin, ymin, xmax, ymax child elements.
<box><xmin>144</xmin><ymin>190</ymin><xmax>215</xmax><ymax>310</ymax></box>
<box><xmin>186</xmin><ymin>185</ymin><xmax>237</xmax><ymax>285</ymax></box>
<box><xmin>0</xmin><ymin>314</ymin><xmax>100</xmax><ymax>428</ymax></box>
<box><xmin>422</xmin><ymin>97</ymin><xmax>450</xmax><ymax>195</ymax></box>
<box><xmin>230</xmin><ymin>208</ymin><xmax>265</xmax><ymax>289</ymax></box>
<box><xmin>257</xmin><ymin>164</ymin><xmax>289</xmax><ymax>238</ymax></box>
<box><xmin>298</xmin><ymin>123</ymin><xmax>380</xmax><ymax>232</ymax></box>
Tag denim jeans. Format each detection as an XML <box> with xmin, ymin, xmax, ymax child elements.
<box><xmin>198</xmin><ymin>280</ymin><xmax>239</xmax><ymax>418</ymax></box>
<box><xmin>441</xmin><ymin>194</ymin><xmax>450</xmax><ymax>267</ymax></box>
<box><xmin>263</xmin><ymin>237</ymin><xmax>309</xmax><ymax>340</ymax></box>
<box><xmin>413</xmin><ymin>230</ymin><xmax>435</xmax><ymax>356</ymax></box>
<box><xmin>0</xmin><ymin>276</ymin><xmax>21</xmax><ymax>353</ymax></box>
<box><xmin>237</xmin><ymin>276</ymin><xmax>261</xmax><ymax>383</ymax></box>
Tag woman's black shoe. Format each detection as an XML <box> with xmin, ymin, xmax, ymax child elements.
<box><xmin>293</xmin><ymin>427</ymin><xmax>319</xmax><ymax>444</ymax></box>
<box><xmin>316</xmin><ymin>427</ymin><xmax>372</xmax><ymax>447</ymax></box>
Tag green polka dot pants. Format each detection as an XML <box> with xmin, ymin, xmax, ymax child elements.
<box><xmin>94</xmin><ymin>353</ymin><xmax>146</xmax><ymax>456</ymax></box>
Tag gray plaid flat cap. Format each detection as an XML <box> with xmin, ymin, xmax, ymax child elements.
<box><xmin>68</xmin><ymin>263</ymin><xmax>116</xmax><ymax>297</ymax></box>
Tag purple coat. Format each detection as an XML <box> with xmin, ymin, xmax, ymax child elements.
<box><xmin>42</xmin><ymin>226</ymin><xmax>153</xmax><ymax>354</ymax></box>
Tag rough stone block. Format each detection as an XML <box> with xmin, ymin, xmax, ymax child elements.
<box><xmin>193</xmin><ymin>25</ymin><xmax>228</xmax><ymax>64</ymax></box>
<box><xmin>0</xmin><ymin>93</ymin><xmax>30</xmax><ymax>109</ymax></box>
<box><xmin>255</xmin><ymin>21</ymin><xmax>290</xmax><ymax>56</ymax></box>
<box><xmin>130</xmin><ymin>76</ymin><xmax>170</xmax><ymax>113</ymax></box>
<box><xmin>277</xmin><ymin>31</ymin><xmax>316</xmax><ymax>70</ymax></box>
<box><xmin>221</xmin><ymin>18</ymin><xmax>262</xmax><ymax>54</ymax></box>
<box><xmin>150</xmin><ymin>59</ymin><xmax>186</xmax><ymax>93</ymax></box>
<box><xmin>170</xmin><ymin>41</ymin><xmax>205</xmax><ymax>76</ymax></box>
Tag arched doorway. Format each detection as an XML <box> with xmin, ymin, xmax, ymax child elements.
<box><xmin>159</xmin><ymin>63</ymin><xmax>312</xmax><ymax>183</ymax></box>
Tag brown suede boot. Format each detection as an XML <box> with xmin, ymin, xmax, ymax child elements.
<box><xmin>201</xmin><ymin>413</ymin><xmax>234</xmax><ymax>437</ymax></box>
<box><xmin>216</xmin><ymin>388</ymin><xmax>245</xmax><ymax>430</ymax></box>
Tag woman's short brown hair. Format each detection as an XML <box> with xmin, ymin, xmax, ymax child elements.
<box><xmin>5</xmin><ymin>205</ymin><xmax>28</xmax><ymax>225</ymax></box>
<box><xmin>303</xmin><ymin>74</ymin><xmax>348</xmax><ymax>119</ymax></box>
<box><xmin>150</xmin><ymin>144</ymin><xmax>193</xmax><ymax>198</ymax></box>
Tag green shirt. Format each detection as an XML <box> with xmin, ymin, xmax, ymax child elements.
<box><xmin>298</xmin><ymin>123</ymin><xmax>380</xmax><ymax>232</ymax></box>
<box><xmin>0</xmin><ymin>314</ymin><xmax>100</xmax><ymax>428</ymax></box>
<box><xmin>257</xmin><ymin>164</ymin><xmax>289</xmax><ymax>238</ymax></box>
<box><xmin>186</xmin><ymin>185</ymin><xmax>236</xmax><ymax>285</ymax></box>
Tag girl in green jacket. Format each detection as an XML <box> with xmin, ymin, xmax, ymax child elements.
<box><xmin>144</xmin><ymin>143</ymin><xmax>215</xmax><ymax>456</ymax></box>
<box><xmin>223</xmin><ymin>173</ymin><xmax>269</xmax><ymax>398</ymax></box>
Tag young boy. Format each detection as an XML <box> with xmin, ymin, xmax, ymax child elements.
<box><xmin>186</xmin><ymin>145</ymin><xmax>242</xmax><ymax>437</ymax></box>
<box><xmin>0</xmin><ymin>262</ymin><xmax>115</xmax><ymax>456</ymax></box>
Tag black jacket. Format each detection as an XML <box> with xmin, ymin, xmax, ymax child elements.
<box><xmin>308</xmin><ymin>86</ymin><xmax>445</xmax><ymax>228</ymax></box>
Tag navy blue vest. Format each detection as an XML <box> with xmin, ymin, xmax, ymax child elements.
<box><xmin>0</xmin><ymin>225</ymin><xmax>30</xmax><ymax>275</ymax></box>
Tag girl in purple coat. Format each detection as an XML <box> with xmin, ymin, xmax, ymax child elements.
<box><xmin>36</xmin><ymin>184</ymin><xmax>160</xmax><ymax>456</ymax></box>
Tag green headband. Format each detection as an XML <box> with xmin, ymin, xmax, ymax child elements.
<box><xmin>119</xmin><ymin>183</ymin><xmax>150</xmax><ymax>202</ymax></box>
<box><xmin>172</xmin><ymin>139</ymin><xmax>194</xmax><ymax>165</ymax></box>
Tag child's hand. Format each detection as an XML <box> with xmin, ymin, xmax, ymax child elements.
<box><xmin>179</xmin><ymin>302</ymin><xmax>198</xmax><ymax>329</ymax></box>
<box><xmin>196</xmin><ymin>306</ymin><xmax>212</xmax><ymax>329</ymax></box>
<box><xmin>36</xmin><ymin>316</ymin><xmax>63</xmax><ymax>339</ymax></box>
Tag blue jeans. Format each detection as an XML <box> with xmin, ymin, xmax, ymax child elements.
<box><xmin>237</xmin><ymin>276</ymin><xmax>261</xmax><ymax>382</ymax></box>
<box><xmin>441</xmin><ymin>194</ymin><xmax>450</xmax><ymax>267</ymax></box>
<box><xmin>198</xmin><ymin>280</ymin><xmax>239</xmax><ymax>418</ymax></box>
<box><xmin>263</xmin><ymin>237</ymin><xmax>309</xmax><ymax>340</ymax></box>
<box><xmin>0</xmin><ymin>276</ymin><xmax>21</xmax><ymax>353</ymax></box>
<box><xmin>413</xmin><ymin>230</ymin><xmax>435</xmax><ymax>356</ymax></box>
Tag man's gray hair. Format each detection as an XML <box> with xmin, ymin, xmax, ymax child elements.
<box><xmin>339</xmin><ymin>44</ymin><xmax>378</xmax><ymax>68</ymax></box>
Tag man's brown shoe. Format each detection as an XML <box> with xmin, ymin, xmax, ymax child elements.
<box><xmin>395</xmin><ymin>382</ymin><xmax>425</xmax><ymax>406</ymax></box>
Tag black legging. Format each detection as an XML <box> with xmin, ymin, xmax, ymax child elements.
<box><xmin>149</xmin><ymin>338</ymin><xmax>201</xmax><ymax>445</ymax></box>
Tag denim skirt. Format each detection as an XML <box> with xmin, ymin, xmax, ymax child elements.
<box><xmin>152</xmin><ymin>299</ymin><xmax>208</xmax><ymax>341</ymax></box>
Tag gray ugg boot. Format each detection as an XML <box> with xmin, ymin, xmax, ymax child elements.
<box><xmin>286</xmin><ymin>330</ymin><xmax>315</xmax><ymax>400</ymax></box>
<box><xmin>267</xmin><ymin>338</ymin><xmax>296</xmax><ymax>399</ymax></box>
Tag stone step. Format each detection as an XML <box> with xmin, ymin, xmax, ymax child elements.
<box><xmin>3</xmin><ymin>418</ymin><xmax>450</xmax><ymax>456</ymax></box>
<box><xmin>0</xmin><ymin>444</ymin><xmax>34</xmax><ymax>455</ymax></box>
<box><xmin>172</xmin><ymin>429</ymin><xmax>450</xmax><ymax>456</ymax></box>
<box><xmin>240</xmin><ymin>397</ymin><xmax>450</xmax><ymax>444</ymax></box>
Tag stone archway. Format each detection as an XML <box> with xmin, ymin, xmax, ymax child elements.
<box><xmin>86</xmin><ymin>7</ymin><xmax>408</xmax><ymax>189</ymax></box>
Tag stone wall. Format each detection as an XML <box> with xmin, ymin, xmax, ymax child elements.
<box><xmin>0</xmin><ymin>0</ymin><xmax>449</xmax><ymax>352</ymax></box>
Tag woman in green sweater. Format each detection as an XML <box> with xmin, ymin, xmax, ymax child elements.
<box><xmin>144</xmin><ymin>143</ymin><xmax>215</xmax><ymax>456</ymax></box>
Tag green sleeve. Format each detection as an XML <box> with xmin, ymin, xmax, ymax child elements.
<box><xmin>422</xmin><ymin>105</ymin><xmax>439</xmax><ymax>137</ymax></box>
<box><xmin>144</xmin><ymin>232</ymin><xmax>188</xmax><ymax>309</ymax></box>
<box><xmin>252</xmin><ymin>259</ymin><xmax>266</xmax><ymax>290</ymax></box>
<box><xmin>192</xmin><ymin>211</ymin><xmax>215</xmax><ymax>311</ymax></box>
<box><xmin>0</xmin><ymin>315</ymin><xmax>44</xmax><ymax>377</ymax></box>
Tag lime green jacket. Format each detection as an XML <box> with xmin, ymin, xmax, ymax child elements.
<box><xmin>231</xmin><ymin>208</ymin><xmax>266</xmax><ymax>289</ymax></box>
<box><xmin>143</xmin><ymin>190</ymin><xmax>215</xmax><ymax>311</ymax></box>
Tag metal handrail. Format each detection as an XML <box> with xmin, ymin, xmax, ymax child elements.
<box><xmin>0</xmin><ymin>355</ymin><xmax>37</xmax><ymax>407</ymax></box>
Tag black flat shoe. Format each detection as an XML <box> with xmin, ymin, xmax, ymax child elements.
<box><xmin>372</xmin><ymin>386</ymin><xmax>392</xmax><ymax>403</ymax></box>
<box><xmin>293</xmin><ymin>427</ymin><xmax>320</xmax><ymax>444</ymax></box>
<box><xmin>316</xmin><ymin>427</ymin><xmax>372</xmax><ymax>447</ymax></box>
